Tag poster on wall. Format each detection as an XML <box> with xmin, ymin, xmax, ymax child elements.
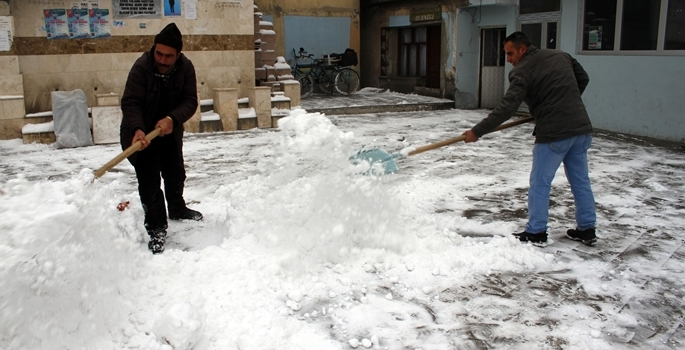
<box><xmin>185</xmin><ymin>2</ymin><xmax>197</xmax><ymax>20</ymax></box>
<box><xmin>588</xmin><ymin>26</ymin><xmax>602</xmax><ymax>50</ymax></box>
<box><xmin>0</xmin><ymin>16</ymin><xmax>12</xmax><ymax>51</ymax></box>
<box><xmin>44</xmin><ymin>9</ymin><xmax>69</xmax><ymax>40</ymax></box>
<box><xmin>89</xmin><ymin>8</ymin><xmax>111</xmax><ymax>38</ymax></box>
<box><xmin>113</xmin><ymin>0</ymin><xmax>162</xmax><ymax>19</ymax></box>
<box><xmin>164</xmin><ymin>0</ymin><xmax>181</xmax><ymax>17</ymax></box>
<box><xmin>68</xmin><ymin>8</ymin><xmax>90</xmax><ymax>39</ymax></box>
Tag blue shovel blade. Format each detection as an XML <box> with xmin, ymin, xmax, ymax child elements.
<box><xmin>349</xmin><ymin>148</ymin><xmax>400</xmax><ymax>175</ymax></box>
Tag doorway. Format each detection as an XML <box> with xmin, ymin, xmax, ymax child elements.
<box><xmin>479</xmin><ymin>27</ymin><xmax>506</xmax><ymax>109</ymax></box>
<box><xmin>425</xmin><ymin>26</ymin><xmax>441</xmax><ymax>89</ymax></box>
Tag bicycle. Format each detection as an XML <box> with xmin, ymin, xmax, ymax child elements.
<box><xmin>330</xmin><ymin>49</ymin><xmax>361</xmax><ymax>96</ymax></box>
<box><xmin>292</xmin><ymin>48</ymin><xmax>360</xmax><ymax>98</ymax></box>
<box><xmin>291</xmin><ymin>48</ymin><xmax>337</xmax><ymax>98</ymax></box>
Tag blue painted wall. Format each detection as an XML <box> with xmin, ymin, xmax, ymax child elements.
<box><xmin>560</xmin><ymin>1</ymin><xmax>685</xmax><ymax>141</ymax></box>
<box><xmin>284</xmin><ymin>16</ymin><xmax>351</xmax><ymax>65</ymax></box>
<box><xmin>388</xmin><ymin>15</ymin><xmax>410</xmax><ymax>27</ymax></box>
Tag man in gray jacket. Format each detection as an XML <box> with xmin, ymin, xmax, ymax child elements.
<box><xmin>463</xmin><ymin>32</ymin><xmax>597</xmax><ymax>246</ymax></box>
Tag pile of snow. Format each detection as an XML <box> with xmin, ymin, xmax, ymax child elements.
<box><xmin>0</xmin><ymin>171</ymin><xmax>143</xmax><ymax>348</ymax></box>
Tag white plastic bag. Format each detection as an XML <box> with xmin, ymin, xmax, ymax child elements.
<box><xmin>51</xmin><ymin>89</ymin><xmax>93</xmax><ymax>148</ymax></box>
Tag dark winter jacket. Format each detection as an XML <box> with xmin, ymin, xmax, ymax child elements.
<box><xmin>120</xmin><ymin>46</ymin><xmax>198</xmax><ymax>160</ymax></box>
<box><xmin>472</xmin><ymin>46</ymin><xmax>593</xmax><ymax>143</ymax></box>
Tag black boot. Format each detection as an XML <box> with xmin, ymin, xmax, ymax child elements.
<box><xmin>169</xmin><ymin>207</ymin><xmax>203</xmax><ymax>221</ymax></box>
<box><xmin>566</xmin><ymin>228</ymin><xmax>597</xmax><ymax>246</ymax></box>
<box><xmin>512</xmin><ymin>230</ymin><xmax>548</xmax><ymax>245</ymax></box>
<box><xmin>147</xmin><ymin>228</ymin><xmax>167</xmax><ymax>254</ymax></box>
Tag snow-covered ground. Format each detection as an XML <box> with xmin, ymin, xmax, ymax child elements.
<box><xmin>300</xmin><ymin>87</ymin><xmax>453</xmax><ymax>110</ymax></box>
<box><xmin>1</xmin><ymin>105</ymin><xmax>684</xmax><ymax>350</ymax></box>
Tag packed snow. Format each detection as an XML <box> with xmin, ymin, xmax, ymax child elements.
<box><xmin>1</xmin><ymin>106</ymin><xmax>684</xmax><ymax>349</ymax></box>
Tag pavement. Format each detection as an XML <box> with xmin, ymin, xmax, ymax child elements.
<box><xmin>298</xmin><ymin>88</ymin><xmax>685</xmax><ymax>347</ymax></box>
<box><xmin>299</xmin><ymin>87</ymin><xmax>454</xmax><ymax>115</ymax></box>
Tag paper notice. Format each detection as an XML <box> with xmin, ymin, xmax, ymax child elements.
<box><xmin>185</xmin><ymin>3</ymin><xmax>197</xmax><ymax>20</ymax></box>
<box><xmin>0</xmin><ymin>31</ymin><xmax>9</xmax><ymax>51</ymax></box>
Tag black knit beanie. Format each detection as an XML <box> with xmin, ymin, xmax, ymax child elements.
<box><xmin>154</xmin><ymin>23</ymin><xmax>183</xmax><ymax>52</ymax></box>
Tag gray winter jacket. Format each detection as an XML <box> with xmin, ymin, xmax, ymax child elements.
<box><xmin>472</xmin><ymin>46</ymin><xmax>593</xmax><ymax>143</ymax></box>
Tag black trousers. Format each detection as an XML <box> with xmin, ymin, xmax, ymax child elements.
<box><xmin>133</xmin><ymin>135</ymin><xmax>187</xmax><ymax>233</ymax></box>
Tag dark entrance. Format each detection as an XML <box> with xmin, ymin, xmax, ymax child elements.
<box><xmin>425</xmin><ymin>26</ymin><xmax>441</xmax><ymax>89</ymax></box>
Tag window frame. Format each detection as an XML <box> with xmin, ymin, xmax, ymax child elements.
<box><xmin>397</xmin><ymin>27</ymin><xmax>428</xmax><ymax>77</ymax></box>
<box><xmin>578</xmin><ymin>0</ymin><xmax>685</xmax><ymax>56</ymax></box>
<box><xmin>518</xmin><ymin>11</ymin><xmax>562</xmax><ymax>50</ymax></box>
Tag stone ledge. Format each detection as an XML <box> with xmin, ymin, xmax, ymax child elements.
<box><xmin>23</xmin><ymin>131</ymin><xmax>56</xmax><ymax>144</ymax></box>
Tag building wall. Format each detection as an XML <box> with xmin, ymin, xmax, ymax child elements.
<box><xmin>455</xmin><ymin>5</ymin><xmax>516</xmax><ymax>109</ymax></box>
<box><xmin>283</xmin><ymin>16</ymin><xmax>351</xmax><ymax>63</ymax></box>
<box><xmin>454</xmin><ymin>0</ymin><xmax>685</xmax><ymax>142</ymax></box>
<box><xmin>254</xmin><ymin>0</ymin><xmax>360</xmax><ymax>67</ymax></box>
<box><xmin>360</xmin><ymin>0</ymin><xmax>468</xmax><ymax>99</ymax></box>
<box><xmin>1</xmin><ymin>0</ymin><xmax>255</xmax><ymax>114</ymax></box>
<box><xmin>560</xmin><ymin>1</ymin><xmax>685</xmax><ymax>142</ymax></box>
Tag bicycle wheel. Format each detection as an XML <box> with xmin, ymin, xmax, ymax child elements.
<box><xmin>297</xmin><ymin>74</ymin><xmax>314</xmax><ymax>99</ymax></box>
<box><xmin>334</xmin><ymin>68</ymin><xmax>360</xmax><ymax>96</ymax></box>
<box><xmin>317</xmin><ymin>70</ymin><xmax>335</xmax><ymax>94</ymax></box>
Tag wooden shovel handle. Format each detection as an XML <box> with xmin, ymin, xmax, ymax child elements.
<box><xmin>407</xmin><ymin>116</ymin><xmax>534</xmax><ymax>156</ymax></box>
<box><xmin>93</xmin><ymin>127</ymin><xmax>161</xmax><ymax>179</ymax></box>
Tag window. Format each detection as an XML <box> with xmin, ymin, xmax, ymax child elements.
<box><xmin>582</xmin><ymin>0</ymin><xmax>685</xmax><ymax>53</ymax></box>
<box><xmin>665</xmin><ymin>0</ymin><xmax>685</xmax><ymax>49</ymax></box>
<box><xmin>520</xmin><ymin>0</ymin><xmax>561</xmax><ymax>15</ymax></box>
<box><xmin>398</xmin><ymin>27</ymin><xmax>427</xmax><ymax>77</ymax></box>
<box><xmin>583</xmin><ymin>0</ymin><xmax>617</xmax><ymax>50</ymax></box>
<box><xmin>547</xmin><ymin>22</ymin><xmax>558</xmax><ymax>48</ymax></box>
<box><xmin>620</xmin><ymin>0</ymin><xmax>661</xmax><ymax>50</ymax></box>
<box><xmin>518</xmin><ymin>1</ymin><xmax>561</xmax><ymax>50</ymax></box>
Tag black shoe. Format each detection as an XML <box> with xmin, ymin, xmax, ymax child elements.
<box><xmin>169</xmin><ymin>207</ymin><xmax>203</xmax><ymax>221</ymax></box>
<box><xmin>147</xmin><ymin>229</ymin><xmax>167</xmax><ymax>254</ymax></box>
<box><xmin>512</xmin><ymin>230</ymin><xmax>548</xmax><ymax>245</ymax></box>
<box><xmin>566</xmin><ymin>227</ymin><xmax>597</xmax><ymax>246</ymax></box>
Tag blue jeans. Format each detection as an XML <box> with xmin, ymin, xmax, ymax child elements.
<box><xmin>526</xmin><ymin>134</ymin><xmax>596</xmax><ymax>233</ymax></box>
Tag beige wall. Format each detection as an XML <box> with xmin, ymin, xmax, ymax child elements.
<box><xmin>11</xmin><ymin>0</ymin><xmax>254</xmax><ymax>37</ymax></box>
<box><xmin>19</xmin><ymin>51</ymin><xmax>254</xmax><ymax>113</ymax></box>
<box><xmin>5</xmin><ymin>0</ymin><xmax>256</xmax><ymax>114</ymax></box>
<box><xmin>0</xmin><ymin>0</ymin><xmax>8</xmax><ymax>16</ymax></box>
<box><xmin>0</xmin><ymin>56</ymin><xmax>22</xmax><ymax>95</ymax></box>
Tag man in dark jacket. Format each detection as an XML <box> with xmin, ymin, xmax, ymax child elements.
<box><xmin>120</xmin><ymin>23</ymin><xmax>201</xmax><ymax>254</ymax></box>
<box><xmin>463</xmin><ymin>32</ymin><xmax>597</xmax><ymax>246</ymax></box>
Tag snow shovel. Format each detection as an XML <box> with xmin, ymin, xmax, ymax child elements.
<box><xmin>350</xmin><ymin>116</ymin><xmax>534</xmax><ymax>175</ymax></box>
<box><xmin>93</xmin><ymin>127</ymin><xmax>161</xmax><ymax>179</ymax></box>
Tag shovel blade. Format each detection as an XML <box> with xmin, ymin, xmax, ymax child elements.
<box><xmin>349</xmin><ymin>148</ymin><xmax>400</xmax><ymax>175</ymax></box>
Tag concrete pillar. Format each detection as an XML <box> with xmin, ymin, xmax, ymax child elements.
<box><xmin>280</xmin><ymin>80</ymin><xmax>300</xmax><ymax>108</ymax></box>
<box><xmin>95</xmin><ymin>93</ymin><xmax>119</xmax><ymax>106</ymax></box>
<box><xmin>0</xmin><ymin>96</ymin><xmax>26</xmax><ymax>140</ymax></box>
<box><xmin>0</xmin><ymin>54</ymin><xmax>27</xmax><ymax>140</ymax></box>
<box><xmin>214</xmin><ymin>88</ymin><xmax>239</xmax><ymax>131</ymax></box>
<box><xmin>92</xmin><ymin>93</ymin><xmax>122</xmax><ymax>144</ymax></box>
<box><xmin>249</xmin><ymin>87</ymin><xmax>272</xmax><ymax>128</ymax></box>
<box><xmin>184</xmin><ymin>86</ymin><xmax>202</xmax><ymax>133</ymax></box>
